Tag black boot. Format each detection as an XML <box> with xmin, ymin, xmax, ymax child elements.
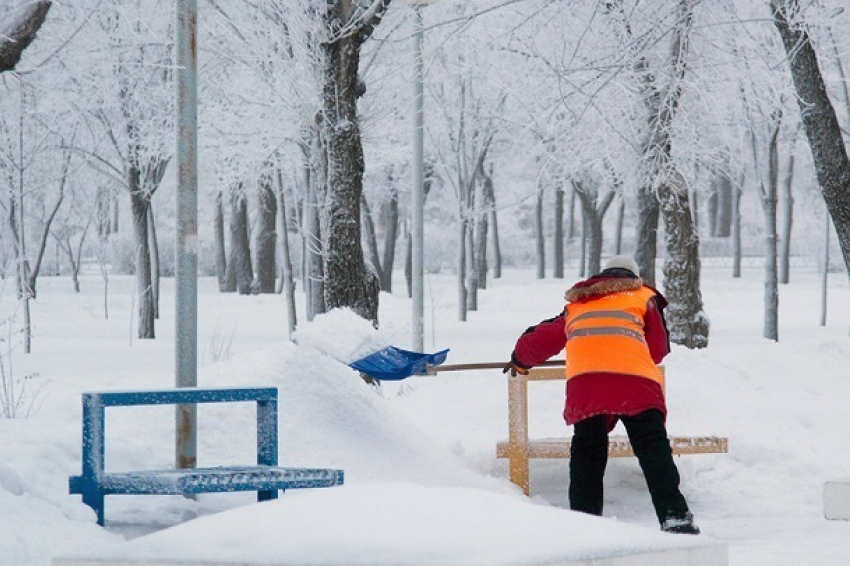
<box><xmin>661</xmin><ymin>511</ymin><xmax>701</xmax><ymax>535</ymax></box>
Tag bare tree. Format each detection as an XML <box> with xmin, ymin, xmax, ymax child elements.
<box><xmin>430</xmin><ymin>68</ymin><xmax>499</xmax><ymax>320</ymax></box>
<box><xmin>572</xmin><ymin>172</ymin><xmax>617</xmax><ymax>277</ymax></box>
<box><xmin>771</xmin><ymin>0</ymin><xmax>850</xmax><ymax>278</ymax></box>
<box><xmin>746</xmin><ymin>111</ymin><xmax>783</xmax><ymax>341</ymax></box>
<box><xmin>90</xmin><ymin>4</ymin><xmax>175</xmax><ymax>339</ymax></box>
<box><xmin>312</xmin><ymin>1</ymin><xmax>390</xmax><ymax>326</ymax></box>
<box><xmin>362</xmin><ymin>165</ymin><xmax>400</xmax><ymax>293</ymax></box>
<box><xmin>127</xmin><ymin>155</ymin><xmax>168</xmax><ymax>337</ymax></box>
<box><xmin>607</xmin><ymin>0</ymin><xmax>709</xmax><ymax>348</ymax></box>
<box><xmin>0</xmin><ymin>1</ymin><xmax>51</xmax><ymax>353</ymax></box>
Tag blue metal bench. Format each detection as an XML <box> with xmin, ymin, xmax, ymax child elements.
<box><xmin>69</xmin><ymin>386</ymin><xmax>344</xmax><ymax>526</ymax></box>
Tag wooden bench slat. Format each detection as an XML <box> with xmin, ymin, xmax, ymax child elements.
<box><xmin>496</xmin><ymin>436</ymin><xmax>729</xmax><ymax>459</ymax></box>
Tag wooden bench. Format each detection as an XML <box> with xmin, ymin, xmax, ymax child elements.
<box><xmin>496</xmin><ymin>366</ymin><xmax>728</xmax><ymax>495</ymax></box>
<box><xmin>69</xmin><ymin>386</ymin><xmax>344</xmax><ymax>526</ymax></box>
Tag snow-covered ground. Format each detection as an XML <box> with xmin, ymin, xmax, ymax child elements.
<box><xmin>1</xmin><ymin>263</ymin><xmax>849</xmax><ymax>564</ymax></box>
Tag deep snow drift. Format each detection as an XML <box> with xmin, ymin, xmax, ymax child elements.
<box><xmin>1</xmin><ymin>265</ymin><xmax>848</xmax><ymax>564</ymax></box>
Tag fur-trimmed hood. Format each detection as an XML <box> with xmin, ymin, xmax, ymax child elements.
<box><xmin>565</xmin><ymin>271</ymin><xmax>644</xmax><ymax>303</ymax></box>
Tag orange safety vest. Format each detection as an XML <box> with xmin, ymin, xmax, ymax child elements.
<box><xmin>564</xmin><ymin>285</ymin><xmax>665</xmax><ymax>386</ymax></box>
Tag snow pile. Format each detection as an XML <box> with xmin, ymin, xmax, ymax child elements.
<box><xmin>0</xmin><ymin>268</ymin><xmax>848</xmax><ymax>564</ymax></box>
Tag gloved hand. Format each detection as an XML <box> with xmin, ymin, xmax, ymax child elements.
<box><xmin>502</xmin><ymin>361</ymin><xmax>529</xmax><ymax>377</ymax></box>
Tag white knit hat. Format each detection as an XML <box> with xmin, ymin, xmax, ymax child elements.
<box><xmin>603</xmin><ymin>255</ymin><xmax>640</xmax><ymax>276</ymax></box>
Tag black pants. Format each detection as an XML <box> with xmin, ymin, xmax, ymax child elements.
<box><xmin>568</xmin><ymin>409</ymin><xmax>690</xmax><ymax>525</ymax></box>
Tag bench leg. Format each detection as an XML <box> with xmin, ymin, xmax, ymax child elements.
<box><xmin>258</xmin><ymin>489</ymin><xmax>279</xmax><ymax>502</ymax></box>
<box><xmin>507</xmin><ymin>375</ymin><xmax>530</xmax><ymax>495</ymax></box>
<box><xmin>82</xmin><ymin>485</ymin><xmax>105</xmax><ymax>526</ymax></box>
<box><xmin>508</xmin><ymin>445</ymin><xmax>530</xmax><ymax>496</ymax></box>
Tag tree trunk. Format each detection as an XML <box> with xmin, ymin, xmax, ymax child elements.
<box><xmin>112</xmin><ymin>190</ymin><xmax>120</xmax><ymax>233</ymax></box>
<box><xmin>147</xmin><ymin>205</ymin><xmax>160</xmax><ymax>320</ymax></box>
<box><xmin>214</xmin><ymin>189</ymin><xmax>227</xmax><ymax>291</ymax></box>
<box><xmin>96</xmin><ymin>186</ymin><xmax>111</xmax><ymax>238</ymax></box>
<box><xmin>772</xmin><ymin>0</ymin><xmax>850</xmax><ymax>278</ymax></box>
<box><xmin>779</xmin><ymin>148</ymin><xmax>795</xmax><ymax>285</ymax></box>
<box><xmin>457</xmin><ymin>215</ymin><xmax>468</xmax><ymax>322</ymax></box>
<box><xmin>0</xmin><ymin>1</ymin><xmax>51</xmax><ymax>73</ymax></box>
<box><xmin>715</xmin><ymin>170</ymin><xmax>733</xmax><ymax>237</ymax></box>
<box><xmin>660</xmin><ymin>172</ymin><xmax>709</xmax><ymax>349</ymax></box>
<box><xmin>96</xmin><ymin>236</ymin><xmax>109</xmax><ymax>320</ymax></box>
<box><xmin>535</xmin><ymin>181</ymin><xmax>545</xmax><ymax>279</ymax></box>
<box><xmin>318</xmin><ymin>15</ymin><xmax>379</xmax><ymax>326</ymax></box>
<box><xmin>579</xmin><ymin>208</ymin><xmax>587</xmax><ymax>278</ymax></box>
<box><xmin>690</xmin><ymin>176</ymin><xmax>700</xmax><ymax>234</ymax></box>
<box><xmin>634</xmin><ymin>189</ymin><xmax>660</xmax><ymax>286</ymax></box>
<box><xmin>380</xmin><ymin>182</ymin><xmax>399</xmax><ymax>292</ymax></box>
<box><xmin>360</xmin><ymin>193</ymin><xmax>383</xmax><ymax>285</ymax></box>
<box><xmin>72</xmin><ymin>225</ymin><xmax>87</xmax><ymax>292</ymax></box>
<box><xmin>8</xmin><ymin>169</ymin><xmax>32</xmax><ymax>352</ymax></box>
<box><xmin>485</xmin><ymin>170</ymin><xmax>501</xmax><ymax>279</ymax></box>
<box><xmin>276</xmin><ymin>162</ymin><xmax>297</xmax><ymax>340</ymax></box>
<box><xmin>466</xmin><ymin>212</ymin><xmax>478</xmax><ymax>311</ymax></box>
<box><xmin>553</xmin><ymin>182</ymin><xmax>564</xmax><ymax>278</ymax></box>
<box><xmin>614</xmin><ymin>197</ymin><xmax>625</xmax><ymax>255</ymax></box>
<box><xmin>477</xmin><ymin>206</ymin><xmax>488</xmax><ymax>290</ymax></box>
<box><xmin>61</xmin><ymin>238</ymin><xmax>81</xmax><ymax>293</ymax></box>
<box><xmin>224</xmin><ymin>185</ymin><xmax>253</xmax><ymax>295</ymax></box>
<box><xmin>732</xmin><ymin>174</ymin><xmax>743</xmax><ymax>278</ymax></box>
<box><xmin>256</xmin><ymin>171</ymin><xmax>278</xmax><ymax>294</ymax></box>
<box><xmin>756</xmin><ymin>120</ymin><xmax>781</xmax><ymax>342</ymax></box>
<box><xmin>304</xmin><ymin>175</ymin><xmax>325</xmax><ymax>321</ymax></box>
<box><xmin>586</xmin><ymin>213</ymin><xmax>604</xmax><ymax>276</ymax></box>
<box><xmin>468</xmin><ymin>173</ymin><xmax>484</xmax><ymax>300</ymax></box>
<box><xmin>568</xmin><ymin>185</ymin><xmax>577</xmax><ymax>239</ymax></box>
<box><xmin>707</xmin><ymin>178</ymin><xmax>718</xmax><ymax>237</ymax></box>
<box><xmin>820</xmin><ymin>208</ymin><xmax>829</xmax><ymax>327</ymax></box>
<box><xmin>130</xmin><ymin>189</ymin><xmax>154</xmax><ymax>339</ymax></box>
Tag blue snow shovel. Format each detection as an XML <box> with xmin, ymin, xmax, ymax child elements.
<box><xmin>349</xmin><ymin>346</ymin><xmax>450</xmax><ymax>381</ymax></box>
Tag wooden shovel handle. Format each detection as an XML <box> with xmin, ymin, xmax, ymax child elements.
<box><xmin>428</xmin><ymin>359</ymin><xmax>565</xmax><ymax>373</ymax></box>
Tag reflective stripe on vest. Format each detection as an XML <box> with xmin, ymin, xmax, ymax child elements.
<box><xmin>563</xmin><ymin>286</ymin><xmax>664</xmax><ymax>385</ymax></box>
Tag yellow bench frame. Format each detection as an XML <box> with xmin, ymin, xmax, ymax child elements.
<box><xmin>495</xmin><ymin>366</ymin><xmax>728</xmax><ymax>495</ymax></box>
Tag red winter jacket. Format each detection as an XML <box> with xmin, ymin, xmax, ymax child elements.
<box><xmin>510</xmin><ymin>270</ymin><xmax>671</xmax><ymax>430</ymax></box>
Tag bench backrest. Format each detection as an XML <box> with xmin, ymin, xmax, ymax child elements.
<box><xmin>80</xmin><ymin>387</ymin><xmax>279</xmax><ymax>482</ymax></box>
